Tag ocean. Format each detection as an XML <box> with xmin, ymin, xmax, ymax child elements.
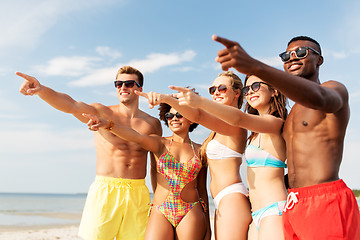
<box><xmin>0</xmin><ymin>192</ymin><xmax>216</xmax><ymax>228</ymax></box>
<box><xmin>1</xmin><ymin>192</ymin><xmax>358</xmax><ymax>229</ymax></box>
<box><xmin>0</xmin><ymin>193</ymin><xmax>86</xmax><ymax>228</ymax></box>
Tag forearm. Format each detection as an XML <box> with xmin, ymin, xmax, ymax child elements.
<box><xmin>252</xmin><ymin>61</ymin><xmax>342</xmax><ymax>111</ymax></box>
<box><xmin>37</xmin><ymin>85</ymin><xmax>79</xmax><ymax>114</ymax></box>
<box><xmin>198</xmin><ymin>96</ymin><xmax>246</xmax><ymax>126</ymax></box>
<box><xmin>162</xmin><ymin>95</ymin><xmax>201</xmax><ymax>123</ymax></box>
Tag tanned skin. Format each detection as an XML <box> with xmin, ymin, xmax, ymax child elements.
<box><xmin>213</xmin><ymin>35</ymin><xmax>349</xmax><ymax>188</ymax></box>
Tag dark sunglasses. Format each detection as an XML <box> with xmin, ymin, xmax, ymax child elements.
<box><xmin>165</xmin><ymin>112</ymin><xmax>183</xmax><ymax>120</ymax></box>
<box><xmin>241</xmin><ymin>82</ymin><xmax>272</xmax><ymax>96</ymax></box>
<box><xmin>209</xmin><ymin>84</ymin><xmax>228</xmax><ymax>95</ymax></box>
<box><xmin>114</xmin><ymin>80</ymin><xmax>141</xmax><ymax>88</ymax></box>
<box><xmin>279</xmin><ymin>47</ymin><xmax>321</xmax><ymax>62</ymax></box>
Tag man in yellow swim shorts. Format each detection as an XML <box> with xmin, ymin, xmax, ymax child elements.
<box><xmin>17</xmin><ymin>66</ymin><xmax>162</xmax><ymax>240</ymax></box>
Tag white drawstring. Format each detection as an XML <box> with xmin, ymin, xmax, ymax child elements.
<box><xmin>284</xmin><ymin>192</ymin><xmax>299</xmax><ymax>212</ymax></box>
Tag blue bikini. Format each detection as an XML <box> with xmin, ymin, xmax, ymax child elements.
<box><xmin>245</xmin><ymin>135</ymin><xmax>287</xmax><ymax>230</ymax></box>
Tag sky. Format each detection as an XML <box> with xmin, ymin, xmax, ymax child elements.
<box><xmin>1</xmin><ymin>0</ymin><xmax>360</xmax><ymax>194</ymax></box>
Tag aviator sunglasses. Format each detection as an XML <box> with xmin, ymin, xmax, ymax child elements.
<box><xmin>241</xmin><ymin>81</ymin><xmax>272</xmax><ymax>96</ymax></box>
<box><xmin>209</xmin><ymin>84</ymin><xmax>228</xmax><ymax>95</ymax></box>
<box><xmin>279</xmin><ymin>47</ymin><xmax>321</xmax><ymax>62</ymax></box>
<box><xmin>114</xmin><ymin>80</ymin><xmax>141</xmax><ymax>88</ymax></box>
<box><xmin>165</xmin><ymin>112</ymin><xmax>183</xmax><ymax>120</ymax></box>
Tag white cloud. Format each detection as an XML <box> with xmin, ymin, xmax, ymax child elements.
<box><xmin>258</xmin><ymin>56</ymin><xmax>283</xmax><ymax>68</ymax></box>
<box><xmin>69</xmin><ymin>50</ymin><xmax>197</xmax><ymax>87</ymax></box>
<box><xmin>323</xmin><ymin>49</ymin><xmax>348</xmax><ymax>60</ymax></box>
<box><xmin>0</xmin><ymin>0</ymin><xmax>118</xmax><ymax>54</ymax></box>
<box><xmin>0</xmin><ymin>123</ymin><xmax>94</xmax><ymax>154</ymax></box>
<box><xmin>128</xmin><ymin>50</ymin><xmax>197</xmax><ymax>73</ymax></box>
<box><xmin>33</xmin><ymin>56</ymin><xmax>102</xmax><ymax>77</ymax></box>
<box><xmin>96</xmin><ymin>46</ymin><xmax>122</xmax><ymax>60</ymax></box>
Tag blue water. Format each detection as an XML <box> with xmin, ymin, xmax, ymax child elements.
<box><xmin>0</xmin><ymin>192</ymin><xmax>216</xmax><ymax>227</ymax></box>
<box><xmin>0</xmin><ymin>192</ymin><xmax>86</xmax><ymax>227</ymax></box>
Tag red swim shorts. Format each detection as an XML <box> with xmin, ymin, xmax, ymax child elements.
<box><xmin>282</xmin><ymin>179</ymin><xmax>360</xmax><ymax>240</ymax></box>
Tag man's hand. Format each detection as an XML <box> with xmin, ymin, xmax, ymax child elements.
<box><xmin>82</xmin><ymin>113</ymin><xmax>110</xmax><ymax>131</ymax></box>
<box><xmin>16</xmin><ymin>72</ymin><xmax>42</xmax><ymax>96</ymax></box>
<box><xmin>169</xmin><ymin>86</ymin><xmax>201</xmax><ymax>107</ymax></box>
<box><xmin>212</xmin><ymin>35</ymin><xmax>255</xmax><ymax>74</ymax></box>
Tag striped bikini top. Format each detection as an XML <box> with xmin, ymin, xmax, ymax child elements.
<box><xmin>245</xmin><ymin>135</ymin><xmax>287</xmax><ymax>168</ymax></box>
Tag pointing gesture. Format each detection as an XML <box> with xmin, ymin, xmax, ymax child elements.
<box><xmin>212</xmin><ymin>34</ymin><xmax>255</xmax><ymax>74</ymax></box>
<box><xmin>169</xmin><ymin>86</ymin><xmax>202</xmax><ymax>108</ymax></box>
<box><xmin>16</xmin><ymin>72</ymin><xmax>42</xmax><ymax>96</ymax></box>
<box><xmin>82</xmin><ymin>113</ymin><xmax>110</xmax><ymax>131</ymax></box>
<box><xmin>135</xmin><ymin>90</ymin><xmax>168</xmax><ymax>109</ymax></box>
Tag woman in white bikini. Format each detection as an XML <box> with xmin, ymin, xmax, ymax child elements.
<box><xmin>138</xmin><ymin>71</ymin><xmax>252</xmax><ymax>240</ymax></box>
<box><xmin>172</xmin><ymin>74</ymin><xmax>288</xmax><ymax>240</ymax></box>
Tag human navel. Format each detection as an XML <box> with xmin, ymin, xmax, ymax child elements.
<box><xmin>302</xmin><ymin>121</ymin><xmax>308</xmax><ymax>126</ymax></box>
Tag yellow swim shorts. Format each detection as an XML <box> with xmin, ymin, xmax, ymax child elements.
<box><xmin>78</xmin><ymin>176</ymin><xmax>151</xmax><ymax>240</ymax></box>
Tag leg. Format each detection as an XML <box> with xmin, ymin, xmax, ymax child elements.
<box><xmin>258</xmin><ymin>215</ymin><xmax>284</xmax><ymax>240</ymax></box>
<box><xmin>215</xmin><ymin>193</ymin><xmax>252</xmax><ymax>240</ymax></box>
<box><xmin>145</xmin><ymin>209</ymin><xmax>174</xmax><ymax>240</ymax></box>
<box><xmin>175</xmin><ymin>204</ymin><xmax>206</xmax><ymax>240</ymax></box>
<box><xmin>248</xmin><ymin>222</ymin><xmax>258</xmax><ymax>240</ymax></box>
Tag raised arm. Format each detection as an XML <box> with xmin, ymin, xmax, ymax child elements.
<box><xmin>172</xmin><ymin>86</ymin><xmax>284</xmax><ymax>134</ymax></box>
<box><xmin>212</xmin><ymin>35</ymin><xmax>348</xmax><ymax>113</ymax></box>
<box><xmin>16</xmin><ymin>72</ymin><xmax>99</xmax><ymax>123</ymax></box>
<box><xmin>82</xmin><ymin>113</ymin><xmax>163</xmax><ymax>154</ymax></box>
<box><xmin>136</xmin><ymin>90</ymin><xmax>245</xmax><ymax>136</ymax></box>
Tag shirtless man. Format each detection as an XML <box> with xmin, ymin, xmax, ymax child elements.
<box><xmin>212</xmin><ymin>35</ymin><xmax>360</xmax><ymax>239</ymax></box>
<box><xmin>17</xmin><ymin>66</ymin><xmax>162</xmax><ymax>240</ymax></box>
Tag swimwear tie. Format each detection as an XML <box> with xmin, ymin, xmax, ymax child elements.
<box><xmin>283</xmin><ymin>192</ymin><xmax>299</xmax><ymax>212</ymax></box>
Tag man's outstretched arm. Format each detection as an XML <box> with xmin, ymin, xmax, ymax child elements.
<box><xmin>16</xmin><ymin>72</ymin><xmax>100</xmax><ymax>123</ymax></box>
<box><xmin>212</xmin><ymin>35</ymin><xmax>348</xmax><ymax>113</ymax></box>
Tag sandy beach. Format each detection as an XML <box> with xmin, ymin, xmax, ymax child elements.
<box><xmin>0</xmin><ymin>225</ymin><xmax>81</xmax><ymax>240</ymax></box>
<box><xmin>0</xmin><ymin>218</ymin><xmax>215</xmax><ymax>240</ymax></box>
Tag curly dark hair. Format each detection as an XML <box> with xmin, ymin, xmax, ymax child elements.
<box><xmin>158</xmin><ymin>103</ymin><xmax>198</xmax><ymax>132</ymax></box>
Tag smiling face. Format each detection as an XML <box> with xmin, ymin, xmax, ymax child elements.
<box><xmin>115</xmin><ymin>73</ymin><xmax>142</xmax><ymax>104</ymax></box>
<box><xmin>167</xmin><ymin>108</ymin><xmax>191</xmax><ymax>134</ymax></box>
<box><xmin>283</xmin><ymin>40</ymin><xmax>323</xmax><ymax>81</ymax></box>
<box><xmin>210</xmin><ymin>76</ymin><xmax>240</xmax><ymax>107</ymax></box>
<box><xmin>244</xmin><ymin>75</ymin><xmax>274</xmax><ymax>114</ymax></box>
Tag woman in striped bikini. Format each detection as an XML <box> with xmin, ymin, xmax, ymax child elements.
<box><xmin>83</xmin><ymin>102</ymin><xmax>210</xmax><ymax>240</ymax></box>
<box><xmin>172</xmin><ymin>74</ymin><xmax>288</xmax><ymax>240</ymax></box>
<box><xmin>141</xmin><ymin>72</ymin><xmax>252</xmax><ymax>240</ymax></box>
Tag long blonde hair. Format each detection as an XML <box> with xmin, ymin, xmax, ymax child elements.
<box><xmin>199</xmin><ymin>71</ymin><xmax>244</xmax><ymax>164</ymax></box>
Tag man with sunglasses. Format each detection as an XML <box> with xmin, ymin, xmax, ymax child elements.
<box><xmin>213</xmin><ymin>35</ymin><xmax>360</xmax><ymax>239</ymax></box>
<box><xmin>16</xmin><ymin>66</ymin><xmax>162</xmax><ymax>240</ymax></box>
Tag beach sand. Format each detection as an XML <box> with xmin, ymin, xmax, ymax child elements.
<box><xmin>0</xmin><ymin>218</ymin><xmax>215</xmax><ymax>240</ymax></box>
<box><xmin>0</xmin><ymin>225</ymin><xmax>81</xmax><ymax>240</ymax></box>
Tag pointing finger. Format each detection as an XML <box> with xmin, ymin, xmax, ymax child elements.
<box><xmin>169</xmin><ymin>86</ymin><xmax>191</xmax><ymax>93</ymax></box>
<box><xmin>212</xmin><ymin>35</ymin><xmax>238</xmax><ymax>48</ymax></box>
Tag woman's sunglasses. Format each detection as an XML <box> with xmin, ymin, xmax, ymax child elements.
<box><xmin>114</xmin><ymin>80</ymin><xmax>141</xmax><ymax>88</ymax></box>
<box><xmin>279</xmin><ymin>47</ymin><xmax>321</xmax><ymax>62</ymax></box>
<box><xmin>241</xmin><ymin>82</ymin><xmax>272</xmax><ymax>96</ymax></box>
<box><xmin>208</xmin><ymin>84</ymin><xmax>228</xmax><ymax>95</ymax></box>
<box><xmin>165</xmin><ymin>112</ymin><xmax>183</xmax><ymax>120</ymax></box>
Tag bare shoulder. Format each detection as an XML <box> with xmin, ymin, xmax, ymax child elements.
<box><xmin>137</xmin><ymin>110</ymin><xmax>162</xmax><ymax>135</ymax></box>
<box><xmin>322</xmin><ymin>80</ymin><xmax>348</xmax><ymax>97</ymax></box>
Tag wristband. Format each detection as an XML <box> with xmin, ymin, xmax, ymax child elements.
<box><xmin>105</xmin><ymin>120</ymin><xmax>114</xmax><ymax>131</ymax></box>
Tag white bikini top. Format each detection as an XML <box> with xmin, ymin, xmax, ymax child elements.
<box><xmin>206</xmin><ymin>139</ymin><xmax>244</xmax><ymax>160</ymax></box>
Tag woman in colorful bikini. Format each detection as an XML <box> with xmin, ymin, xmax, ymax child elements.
<box><xmin>172</xmin><ymin>74</ymin><xmax>288</xmax><ymax>240</ymax></box>
<box><xmin>139</xmin><ymin>72</ymin><xmax>252</xmax><ymax>240</ymax></box>
<box><xmin>82</xmin><ymin>102</ymin><xmax>210</xmax><ymax>240</ymax></box>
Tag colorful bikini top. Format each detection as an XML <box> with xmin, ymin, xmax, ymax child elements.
<box><xmin>206</xmin><ymin>139</ymin><xmax>244</xmax><ymax>160</ymax></box>
<box><xmin>245</xmin><ymin>135</ymin><xmax>287</xmax><ymax>168</ymax></box>
<box><xmin>156</xmin><ymin>138</ymin><xmax>203</xmax><ymax>227</ymax></box>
